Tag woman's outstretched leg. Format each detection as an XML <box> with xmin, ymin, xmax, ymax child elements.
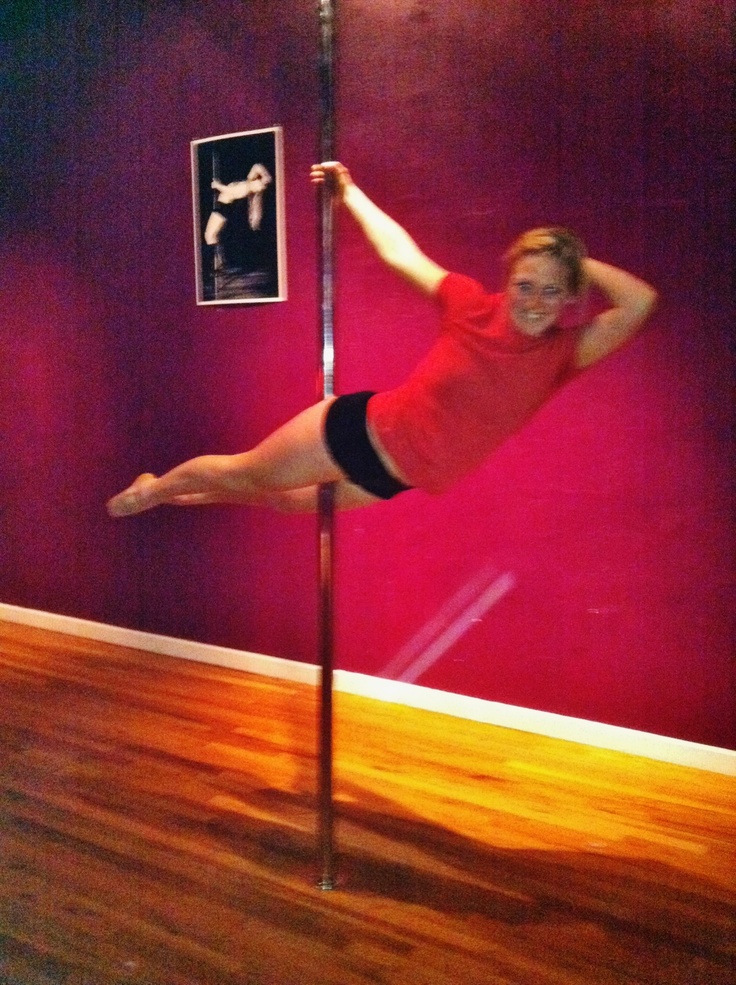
<box><xmin>145</xmin><ymin>479</ymin><xmax>381</xmax><ymax>514</ymax></box>
<box><xmin>107</xmin><ymin>399</ymin><xmax>350</xmax><ymax>517</ymax></box>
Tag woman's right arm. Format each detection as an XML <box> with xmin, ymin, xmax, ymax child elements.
<box><xmin>311</xmin><ymin>162</ymin><xmax>448</xmax><ymax>296</ymax></box>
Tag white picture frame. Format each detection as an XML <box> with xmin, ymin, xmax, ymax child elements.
<box><xmin>191</xmin><ymin>126</ymin><xmax>286</xmax><ymax>304</ymax></box>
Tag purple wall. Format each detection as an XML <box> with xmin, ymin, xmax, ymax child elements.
<box><xmin>1</xmin><ymin>1</ymin><xmax>733</xmax><ymax>748</ymax></box>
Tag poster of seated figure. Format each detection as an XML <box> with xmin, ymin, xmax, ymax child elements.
<box><xmin>191</xmin><ymin>127</ymin><xmax>286</xmax><ymax>304</ymax></box>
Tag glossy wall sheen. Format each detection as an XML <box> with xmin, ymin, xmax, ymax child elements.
<box><xmin>0</xmin><ymin>1</ymin><xmax>733</xmax><ymax>748</ymax></box>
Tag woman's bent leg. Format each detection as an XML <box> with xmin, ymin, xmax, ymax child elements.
<box><xmin>265</xmin><ymin>481</ymin><xmax>382</xmax><ymax>514</ymax></box>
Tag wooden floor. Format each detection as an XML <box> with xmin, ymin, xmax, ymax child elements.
<box><xmin>0</xmin><ymin>620</ymin><xmax>734</xmax><ymax>985</ymax></box>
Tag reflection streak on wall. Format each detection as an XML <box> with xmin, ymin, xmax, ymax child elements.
<box><xmin>380</xmin><ymin>564</ymin><xmax>516</xmax><ymax>685</ymax></box>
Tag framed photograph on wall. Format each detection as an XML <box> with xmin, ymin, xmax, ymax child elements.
<box><xmin>191</xmin><ymin>126</ymin><xmax>286</xmax><ymax>304</ymax></box>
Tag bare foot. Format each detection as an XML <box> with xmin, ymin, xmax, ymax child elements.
<box><xmin>106</xmin><ymin>473</ymin><xmax>158</xmax><ymax>518</ymax></box>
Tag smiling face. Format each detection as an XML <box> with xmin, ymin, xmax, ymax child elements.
<box><xmin>507</xmin><ymin>253</ymin><xmax>572</xmax><ymax>337</ymax></box>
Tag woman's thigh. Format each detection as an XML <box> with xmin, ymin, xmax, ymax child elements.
<box><xmin>239</xmin><ymin>398</ymin><xmax>346</xmax><ymax>491</ymax></box>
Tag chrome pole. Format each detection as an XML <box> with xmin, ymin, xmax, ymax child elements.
<box><xmin>316</xmin><ymin>0</ymin><xmax>337</xmax><ymax>892</ymax></box>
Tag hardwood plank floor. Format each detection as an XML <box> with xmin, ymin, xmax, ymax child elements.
<box><xmin>0</xmin><ymin>619</ymin><xmax>733</xmax><ymax>985</ymax></box>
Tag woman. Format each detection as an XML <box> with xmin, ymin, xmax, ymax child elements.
<box><xmin>204</xmin><ymin>162</ymin><xmax>273</xmax><ymax>246</ymax></box>
<box><xmin>107</xmin><ymin>161</ymin><xmax>657</xmax><ymax>518</ymax></box>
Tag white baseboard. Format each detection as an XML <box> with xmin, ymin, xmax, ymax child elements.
<box><xmin>1</xmin><ymin>602</ymin><xmax>734</xmax><ymax>776</ymax></box>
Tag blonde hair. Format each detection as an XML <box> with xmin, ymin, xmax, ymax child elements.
<box><xmin>503</xmin><ymin>227</ymin><xmax>587</xmax><ymax>296</ymax></box>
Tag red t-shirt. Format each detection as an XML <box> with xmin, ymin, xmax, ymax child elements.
<box><xmin>367</xmin><ymin>272</ymin><xmax>583</xmax><ymax>494</ymax></box>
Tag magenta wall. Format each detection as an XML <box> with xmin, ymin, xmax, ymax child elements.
<box><xmin>1</xmin><ymin>1</ymin><xmax>733</xmax><ymax>749</ymax></box>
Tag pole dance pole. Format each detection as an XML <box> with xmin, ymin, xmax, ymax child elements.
<box><xmin>316</xmin><ymin>0</ymin><xmax>338</xmax><ymax>892</ymax></box>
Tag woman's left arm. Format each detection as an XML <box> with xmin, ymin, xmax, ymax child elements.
<box><xmin>575</xmin><ymin>259</ymin><xmax>658</xmax><ymax>369</ymax></box>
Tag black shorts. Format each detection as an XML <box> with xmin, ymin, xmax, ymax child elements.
<box><xmin>323</xmin><ymin>392</ymin><xmax>412</xmax><ymax>500</ymax></box>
